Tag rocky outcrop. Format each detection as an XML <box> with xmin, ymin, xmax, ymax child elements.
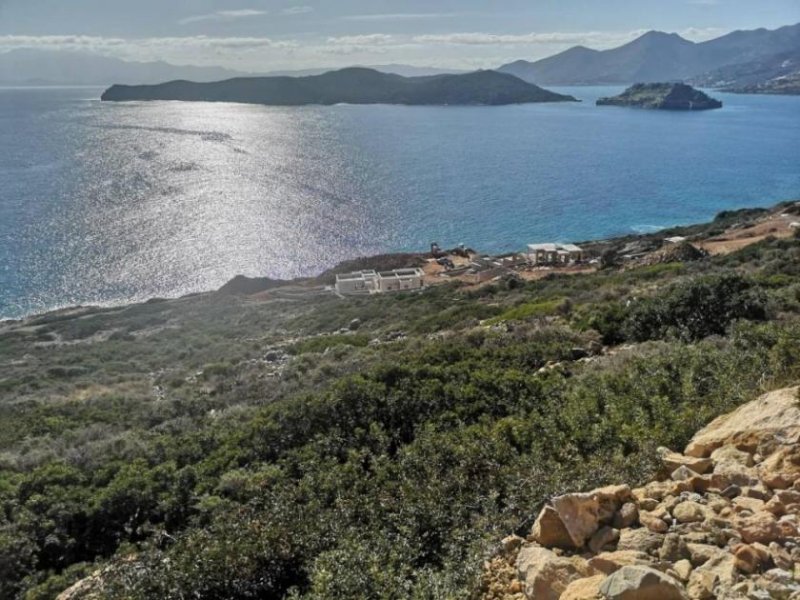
<box><xmin>481</xmin><ymin>386</ymin><xmax>800</xmax><ymax>599</ymax></box>
<box><xmin>596</xmin><ymin>83</ymin><xmax>722</xmax><ymax>111</ymax></box>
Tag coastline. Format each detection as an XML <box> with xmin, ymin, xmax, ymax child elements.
<box><xmin>3</xmin><ymin>198</ymin><xmax>798</xmax><ymax>326</ymax></box>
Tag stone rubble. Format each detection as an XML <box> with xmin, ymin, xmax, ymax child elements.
<box><xmin>481</xmin><ymin>386</ymin><xmax>800</xmax><ymax>600</ymax></box>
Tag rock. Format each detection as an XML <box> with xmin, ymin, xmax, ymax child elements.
<box><xmin>672</xmin><ymin>559</ymin><xmax>693</xmax><ymax>582</ymax></box>
<box><xmin>613</xmin><ymin>503</ymin><xmax>640</xmax><ymax>529</ymax></box>
<box><xmin>713</xmin><ymin>460</ymin><xmax>759</xmax><ymax>487</ymax></box>
<box><xmin>686</xmin><ymin>569</ymin><xmax>718</xmax><ymax>600</ymax></box>
<box><xmin>658</xmin><ymin>448</ymin><xmax>713</xmax><ymax>475</ymax></box>
<box><xmin>732</xmin><ymin>496</ymin><xmax>766</xmax><ymax>514</ymax></box>
<box><xmin>640</xmin><ymin>511</ymin><xmax>670</xmax><ymax>533</ymax></box>
<box><xmin>659</xmin><ymin>533</ymin><xmax>691</xmax><ymax>562</ymax></box>
<box><xmin>673</xmin><ymin>502</ymin><xmax>705</xmax><ymax>524</ymax></box>
<box><xmin>501</xmin><ymin>534</ymin><xmax>524</xmax><ymax>556</ymax></box>
<box><xmin>516</xmin><ymin>546</ymin><xmax>591</xmax><ymax>600</ymax></box>
<box><xmin>759</xmin><ymin>445</ymin><xmax>800</xmax><ymax>490</ymax></box>
<box><xmin>710</xmin><ymin>445</ymin><xmax>754</xmax><ymax>467</ymax></box>
<box><xmin>768</xmin><ymin>542</ymin><xmax>793</xmax><ymax>571</ymax></box>
<box><xmin>551</xmin><ymin>492</ymin><xmax>601</xmax><ymax>547</ymax></box>
<box><xmin>618</xmin><ymin>528</ymin><xmax>665</xmax><ymax>555</ymax></box>
<box><xmin>348</xmin><ymin>318</ymin><xmax>361</xmax><ymax>330</ymax></box>
<box><xmin>589</xmin><ymin>526</ymin><xmax>620</xmax><ymax>554</ymax></box>
<box><xmin>588</xmin><ymin>551</ymin><xmax>655</xmax><ymax>575</ymax></box>
<box><xmin>596</xmin><ymin>83</ymin><xmax>722</xmax><ymax>111</ymax></box>
<box><xmin>733</xmin><ymin>543</ymin><xmax>765</xmax><ymax>574</ymax></box>
<box><xmin>561</xmin><ymin>575</ymin><xmax>606</xmax><ymax>600</ymax></box>
<box><xmin>685</xmin><ymin>387</ymin><xmax>800</xmax><ymax>458</ymax></box>
<box><xmin>686</xmin><ymin>543</ymin><xmax>725</xmax><ymax>567</ymax></box>
<box><xmin>721</xmin><ymin>484</ymin><xmax>742</xmax><ymax>499</ymax></box>
<box><xmin>532</xmin><ymin>505</ymin><xmax>576</xmax><ymax>549</ymax></box>
<box><xmin>598</xmin><ymin>565</ymin><xmax>689</xmax><ymax>599</ymax></box>
<box><xmin>593</xmin><ymin>485</ymin><xmax>633</xmax><ymax>524</ymax></box>
<box><xmin>736</xmin><ymin>511</ymin><xmax>783</xmax><ymax>544</ymax></box>
<box><xmin>671</xmin><ymin>466</ymin><xmax>697</xmax><ymax>482</ymax></box>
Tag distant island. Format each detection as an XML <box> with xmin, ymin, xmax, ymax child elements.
<box><xmin>597</xmin><ymin>83</ymin><xmax>723</xmax><ymax>110</ymax></box>
<box><xmin>691</xmin><ymin>51</ymin><xmax>800</xmax><ymax>95</ymax></box>
<box><xmin>100</xmin><ymin>67</ymin><xmax>578</xmax><ymax>107</ymax></box>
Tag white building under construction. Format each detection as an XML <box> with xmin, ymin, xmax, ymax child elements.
<box><xmin>335</xmin><ymin>268</ymin><xmax>425</xmax><ymax>295</ymax></box>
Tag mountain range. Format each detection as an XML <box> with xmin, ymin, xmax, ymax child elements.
<box><xmin>0</xmin><ymin>49</ymin><xmax>463</xmax><ymax>86</ymax></box>
<box><xmin>100</xmin><ymin>67</ymin><xmax>577</xmax><ymax>106</ymax></box>
<box><xmin>497</xmin><ymin>22</ymin><xmax>800</xmax><ymax>86</ymax></box>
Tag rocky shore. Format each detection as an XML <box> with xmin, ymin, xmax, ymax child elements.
<box><xmin>481</xmin><ymin>386</ymin><xmax>800</xmax><ymax>599</ymax></box>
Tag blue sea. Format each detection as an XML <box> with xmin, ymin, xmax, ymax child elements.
<box><xmin>1</xmin><ymin>85</ymin><xmax>799</xmax><ymax>319</ymax></box>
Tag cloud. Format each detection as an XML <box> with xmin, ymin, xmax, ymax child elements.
<box><xmin>412</xmin><ymin>30</ymin><xmax>649</xmax><ymax>47</ymax></box>
<box><xmin>326</xmin><ymin>34</ymin><xmax>396</xmax><ymax>46</ymax></box>
<box><xmin>342</xmin><ymin>13</ymin><xmax>460</xmax><ymax>22</ymax></box>
<box><xmin>282</xmin><ymin>6</ymin><xmax>313</xmax><ymax>15</ymax></box>
<box><xmin>0</xmin><ymin>34</ymin><xmax>295</xmax><ymax>53</ymax></box>
<box><xmin>687</xmin><ymin>0</ymin><xmax>721</xmax><ymax>5</ymax></box>
<box><xmin>179</xmin><ymin>9</ymin><xmax>267</xmax><ymax>25</ymax></box>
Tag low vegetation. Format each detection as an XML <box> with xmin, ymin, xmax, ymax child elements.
<box><xmin>2</xmin><ymin>216</ymin><xmax>800</xmax><ymax>599</ymax></box>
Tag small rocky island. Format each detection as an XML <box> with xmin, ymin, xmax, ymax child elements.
<box><xmin>597</xmin><ymin>83</ymin><xmax>723</xmax><ymax>110</ymax></box>
<box><xmin>101</xmin><ymin>67</ymin><xmax>578</xmax><ymax>107</ymax></box>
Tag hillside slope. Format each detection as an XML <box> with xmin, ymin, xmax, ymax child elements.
<box><xmin>498</xmin><ymin>23</ymin><xmax>800</xmax><ymax>85</ymax></box>
<box><xmin>2</xmin><ymin>202</ymin><xmax>800</xmax><ymax>599</ymax></box>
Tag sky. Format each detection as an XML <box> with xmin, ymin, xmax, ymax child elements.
<box><xmin>0</xmin><ymin>0</ymin><xmax>798</xmax><ymax>71</ymax></box>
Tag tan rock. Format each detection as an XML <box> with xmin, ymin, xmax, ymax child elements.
<box><xmin>733</xmin><ymin>543</ymin><xmax>764</xmax><ymax>574</ymax></box>
<box><xmin>532</xmin><ymin>505</ymin><xmax>576</xmax><ymax>549</ymax></box>
<box><xmin>768</xmin><ymin>541</ymin><xmax>793</xmax><ymax>570</ymax></box>
<box><xmin>736</xmin><ymin>511</ymin><xmax>783</xmax><ymax>544</ymax></box>
<box><xmin>598</xmin><ymin>565</ymin><xmax>689</xmax><ymax>600</ymax></box>
<box><xmin>588</xmin><ymin>551</ymin><xmax>655</xmax><ymax>575</ymax></box>
<box><xmin>501</xmin><ymin>534</ymin><xmax>524</xmax><ymax>556</ymax></box>
<box><xmin>551</xmin><ymin>492</ymin><xmax>601</xmax><ymax>548</ymax></box>
<box><xmin>672</xmin><ymin>559</ymin><xmax>693</xmax><ymax>582</ymax></box>
<box><xmin>686</xmin><ymin>569</ymin><xmax>717</xmax><ymax>600</ymax></box>
<box><xmin>613</xmin><ymin>503</ymin><xmax>639</xmax><ymax>529</ymax></box>
<box><xmin>685</xmin><ymin>543</ymin><xmax>725</xmax><ymax>567</ymax></box>
<box><xmin>759</xmin><ymin>445</ymin><xmax>800</xmax><ymax>490</ymax></box>
<box><xmin>617</xmin><ymin>528</ymin><xmax>665</xmax><ymax>555</ymax></box>
<box><xmin>640</xmin><ymin>510</ymin><xmax>670</xmax><ymax>533</ymax></box>
<box><xmin>658</xmin><ymin>448</ymin><xmax>713</xmax><ymax>475</ymax></box>
<box><xmin>710</xmin><ymin>445</ymin><xmax>754</xmax><ymax>467</ymax></box>
<box><xmin>684</xmin><ymin>387</ymin><xmax>800</xmax><ymax>458</ymax></box>
<box><xmin>673</xmin><ymin>502</ymin><xmax>705</xmax><ymax>524</ymax></box>
<box><xmin>592</xmin><ymin>485</ymin><xmax>633</xmax><ymax>524</ymax></box>
<box><xmin>588</xmin><ymin>526</ymin><xmax>620</xmax><ymax>554</ymax></box>
<box><xmin>560</xmin><ymin>574</ymin><xmax>606</xmax><ymax>600</ymax></box>
<box><xmin>659</xmin><ymin>533</ymin><xmax>690</xmax><ymax>562</ymax></box>
<box><xmin>712</xmin><ymin>460</ymin><xmax>759</xmax><ymax>487</ymax></box>
<box><xmin>516</xmin><ymin>546</ymin><xmax>591</xmax><ymax>600</ymax></box>
<box><xmin>732</xmin><ymin>496</ymin><xmax>766</xmax><ymax>514</ymax></box>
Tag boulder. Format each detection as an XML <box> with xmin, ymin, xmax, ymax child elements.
<box><xmin>710</xmin><ymin>445</ymin><xmax>754</xmax><ymax>467</ymax></box>
<box><xmin>658</xmin><ymin>448</ymin><xmax>713</xmax><ymax>475</ymax></box>
<box><xmin>516</xmin><ymin>546</ymin><xmax>591</xmax><ymax>600</ymax></box>
<box><xmin>736</xmin><ymin>511</ymin><xmax>783</xmax><ymax>544</ymax></box>
<box><xmin>561</xmin><ymin>575</ymin><xmax>606</xmax><ymax>600</ymax></box>
<box><xmin>532</xmin><ymin>505</ymin><xmax>575</xmax><ymax>549</ymax></box>
<box><xmin>758</xmin><ymin>445</ymin><xmax>800</xmax><ymax>490</ymax></box>
<box><xmin>598</xmin><ymin>565</ymin><xmax>689</xmax><ymax>600</ymax></box>
<box><xmin>686</xmin><ymin>569</ymin><xmax>718</xmax><ymax>600</ymax></box>
<box><xmin>588</xmin><ymin>551</ymin><xmax>655</xmax><ymax>575</ymax></box>
<box><xmin>673</xmin><ymin>502</ymin><xmax>705</xmax><ymax>524</ymax></box>
<box><xmin>617</xmin><ymin>528</ymin><xmax>665</xmax><ymax>555</ymax></box>
<box><xmin>613</xmin><ymin>503</ymin><xmax>640</xmax><ymax>529</ymax></box>
<box><xmin>659</xmin><ymin>533</ymin><xmax>691</xmax><ymax>562</ymax></box>
<box><xmin>672</xmin><ymin>559</ymin><xmax>693</xmax><ymax>582</ymax></box>
<box><xmin>589</xmin><ymin>526</ymin><xmax>620</xmax><ymax>554</ymax></box>
<box><xmin>685</xmin><ymin>387</ymin><xmax>800</xmax><ymax>458</ymax></box>
<box><xmin>551</xmin><ymin>492</ymin><xmax>601</xmax><ymax>548</ymax></box>
<box><xmin>593</xmin><ymin>485</ymin><xmax>632</xmax><ymax>523</ymax></box>
<box><xmin>640</xmin><ymin>510</ymin><xmax>670</xmax><ymax>533</ymax></box>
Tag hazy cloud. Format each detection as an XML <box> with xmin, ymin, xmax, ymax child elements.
<box><xmin>282</xmin><ymin>6</ymin><xmax>314</xmax><ymax>15</ymax></box>
<box><xmin>342</xmin><ymin>13</ymin><xmax>461</xmax><ymax>21</ymax></box>
<box><xmin>179</xmin><ymin>9</ymin><xmax>267</xmax><ymax>25</ymax></box>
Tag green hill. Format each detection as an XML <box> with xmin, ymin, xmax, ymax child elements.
<box><xmin>597</xmin><ymin>83</ymin><xmax>723</xmax><ymax>110</ymax></box>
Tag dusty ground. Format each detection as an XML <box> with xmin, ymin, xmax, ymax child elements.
<box><xmin>696</xmin><ymin>211</ymin><xmax>799</xmax><ymax>255</ymax></box>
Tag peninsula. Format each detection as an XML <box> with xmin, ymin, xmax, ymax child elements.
<box><xmin>100</xmin><ymin>67</ymin><xmax>578</xmax><ymax>106</ymax></box>
<box><xmin>597</xmin><ymin>82</ymin><xmax>723</xmax><ymax>110</ymax></box>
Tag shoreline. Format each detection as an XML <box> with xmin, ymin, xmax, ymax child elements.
<box><xmin>2</xmin><ymin>198</ymin><xmax>798</xmax><ymax>325</ymax></box>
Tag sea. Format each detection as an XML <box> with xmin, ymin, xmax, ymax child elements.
<box><xmin>1</xmin><ymin>85</ymin><xmax>799</xmax><ymax>319</ymax></box>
